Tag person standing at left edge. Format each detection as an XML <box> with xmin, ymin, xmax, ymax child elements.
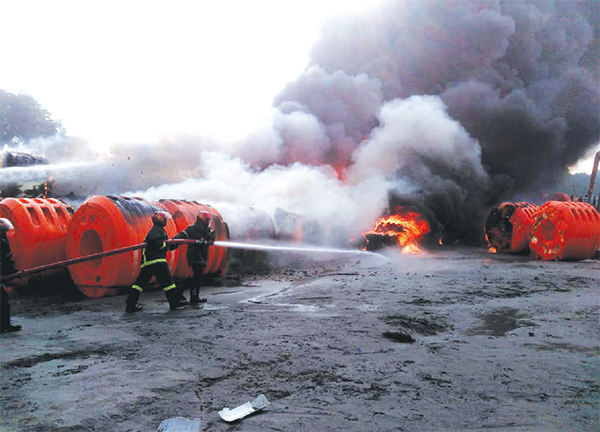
<box><xmin>1</xmin><ymin>218</ymin><xmax>22</xmax><ymax>333</ymax></box>
<box><xmin>125</xmin><ymin>211</ymin><xmax>187</xmax><ymax>313</ymax></box>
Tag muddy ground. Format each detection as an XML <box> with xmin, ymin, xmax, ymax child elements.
<box><xmin>1</xmin><ymin>246</ymin><xmax>598</xmax><ymax>432</ymax></box>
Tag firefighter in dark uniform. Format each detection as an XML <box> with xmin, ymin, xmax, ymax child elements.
<box><xmin>1</xmin><ymin>218</ymin><xmax>21</xmax><ymax>333</ymax></box>
<box><xmin>173</xmin><ymin>211</ymin><xmax>215</xmax><ymax>304</ymax></box>
<box><xmin>125</xmin><ymin>211</ymin><xmax>188</xmax><ymax>312</ymax></box>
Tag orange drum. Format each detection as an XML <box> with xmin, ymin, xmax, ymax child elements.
<box><xmin>0</xmin><ymin>197</ymin><xmax>74</xmax><ymax>285</ymax></box>
<box><xmin>529</xmin><ymin>201</ymin><xmax>600</xmax><ymax>261</ymax></box>
<box><xmin>159</xmin><ymin>199</ymin><xmax>229</xmax><ymax>278</ymax></box>
<box><xmin>65</xmin><ymin>196</ymin><xmax>178</xmax><ymax>297</ymax></box>
<box><xmin>484</xmin><ymin>202</ymin><xmax>538</xmax><ymax>253</ymax></box>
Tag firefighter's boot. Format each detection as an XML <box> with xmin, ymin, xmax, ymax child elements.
<box><xmin>190</xmin><ymin>286</ymin><xmax>200</xmax><ymax>304</ymax></box>
<box><xmin>125</xmin><ymin>288</ymin><xmax>143</xmax><ymax>313</ymax></box>
<box><xmin>0</xmin><ymin>304</ymin><xmax>21</xmax><ymax>333</ymax></box>
<box><xmin>178</xmin><ymin>287</ymin><xmax>188</xmax><ymax>304</ymax></box>
<box><xmin>190</xmin><ymin>287</ymin><xmax>207</xmax><ymax>304</ymax></box>
<box><xmin>166</xmin><ymin>288</ymin><xmax>187</xmax><ymax>311</ymax></box>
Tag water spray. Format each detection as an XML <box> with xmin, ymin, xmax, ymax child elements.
<box><xmin>212</xmin><ymin>239</ymin><xmax>389</xmax><ymax>263</ymax></box>
<box><xmin>214</xmin><ymin>240</ymin><xmax>377</xmax><ymax>255</ymax></box>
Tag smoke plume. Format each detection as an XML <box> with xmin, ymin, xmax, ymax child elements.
<box><xmin>270</xmin><ymin>0</ymin><xmax>599</xmax><ymax>242</ymax></box>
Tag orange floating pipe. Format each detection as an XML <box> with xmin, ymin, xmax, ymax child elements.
<box><xmin>484</xmin><ymin>202</ymin><xmax>538</xmax><ymax>253</ymax></box>
<box><xmin>159</xmin><ymin>199</ymin><xmax>229</xmax><ymax>278</ymax></box>
<box><xmin>65</xmin><ymin>195</ymin><xmax>179</xmax><ymax>298</ymax></box>
<box><xmin>529</xmin><ymin>201</ymin><xmax>600</xmax><ymax>261</ymax></box>
<box><xmin>0</xmin><ymin>197</ymin><xmax>74</xmax><ymax>285</ymax></box>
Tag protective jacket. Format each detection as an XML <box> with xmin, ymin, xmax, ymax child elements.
<box><xmin>141</xmin><ymin>224</ymin><xmax>173</xmax><ymax>268</ymax></box>
<box><xmin>174</xmin><ymin>223</ymin><xmax>215</xmax><ymax>266</ymax></box>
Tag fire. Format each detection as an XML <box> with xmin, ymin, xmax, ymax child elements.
<box><xmin>402</xmin><ymin>243</ymin><xmax>421</xmax><ymax>254</ymax></box>
<box><xmin>363</xmin><ymin>209</ymin><xmax>430</xmax><ymax>252</ymax></box>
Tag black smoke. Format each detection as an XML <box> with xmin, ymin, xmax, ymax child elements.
<box><xmin>272</xmin><ymin>0</ymin><xmax>599</xmax><ymax>243</ymax></box>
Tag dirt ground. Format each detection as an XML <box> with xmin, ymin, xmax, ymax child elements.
<box><xmin>1</xmin><ymin>246</ymin><xmax>598</xmax><ymax>432</ymax></box>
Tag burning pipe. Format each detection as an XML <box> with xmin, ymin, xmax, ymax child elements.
<box><xmin>362</xmin><ymin>207</ymin><xmax>430</xmax><ymax>253</ymax></box>
<box><xmin>484</xmin><ymin>202</ymin><xmax>539</xmax><ymax>254</ymax></box>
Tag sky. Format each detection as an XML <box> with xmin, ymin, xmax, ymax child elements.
<box><xmin>0</xmin><ymin>0</ymin><xmax>598</xmax><ymax>245</ymax></box>
<box><xmin>1</xmin><ymin>0</ymin><xmax>596</xmax><ymax>174</ymax></box>
<box><xmin>0</xmin><ymin>0</ymin><xmax>382</xmax><ymax>145</ymax></box>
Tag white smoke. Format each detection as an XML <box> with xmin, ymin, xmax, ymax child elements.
<box><xmin>125</xmin><ymin>151</ymin><xmax>390</xmax><ymax>243</ymax></box>
<box><xmin>348</xmin><ymin>96</ymin><xmax>488</xmax><ymax>183</ymax></box>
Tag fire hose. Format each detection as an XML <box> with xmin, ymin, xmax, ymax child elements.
<box><xmin>0</xmin><ymin>239</ymin><xmax>208</xmax><ymax>283</ymax></box>
<box><xmin>1</xmin><ymin>239</ymin><xmax>383</xmax><ymax>284</ymax></box>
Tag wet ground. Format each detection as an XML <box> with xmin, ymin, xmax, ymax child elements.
<box><xmin>1</xmin><ymin>246</ymin><xmax>598</xmax><ymax>431</ymax></box>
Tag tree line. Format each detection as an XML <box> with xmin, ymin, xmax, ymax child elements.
<box><xmin>0</xmin><ymin>89</ymin><xmax>62</xmax><ymax>145</ymax></box>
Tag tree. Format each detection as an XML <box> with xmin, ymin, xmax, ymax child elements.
<box><xmin>0</xmin><ymin>90</ymin><xmax>62</xmax><ymax>144</ymax></box>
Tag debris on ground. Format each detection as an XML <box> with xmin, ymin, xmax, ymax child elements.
<box><xmin>218</xmin><ymin>394</ymin><xmax>270</xmax><ymax>422</ymax></box>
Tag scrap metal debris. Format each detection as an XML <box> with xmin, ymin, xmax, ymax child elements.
<box><xmin>218</xmin><ymin>394</ymin><xmax>270</xmax><ymax>422</ymax></box>
<box><xmin>156</xmin><ymin>417</ymin><xmax>201</xmax><ymax>432</ymax></box>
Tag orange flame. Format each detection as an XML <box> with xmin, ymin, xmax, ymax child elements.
<box><xmin>364</xmin><ymin>210</ymin><xmax>430</xmax><ymax>252</ymax></box>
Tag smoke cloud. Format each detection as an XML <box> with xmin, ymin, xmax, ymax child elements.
<box><xmin>2</xmin><ymin>0</ymin><xmax>598</xmax><ymax>245</ymax></box>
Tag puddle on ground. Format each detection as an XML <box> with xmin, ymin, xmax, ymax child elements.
<box><xmin>468</xmin><ymin>307</ymin><xmax>537</xmax><ymax>336</ymax></box>
<box><xmin>284</xmin><ymin>303</ymin><xmax>339</xmax><ymax>317</ymax></box>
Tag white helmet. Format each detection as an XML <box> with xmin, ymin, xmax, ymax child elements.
<box><xmin>0</xmin><ymin>218</ymin><xmax>14</xmax><ymax>231</ymax></box>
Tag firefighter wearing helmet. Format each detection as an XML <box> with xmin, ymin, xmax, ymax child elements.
<box><xmin>125</xmin><ymin>211</ymin><xmax>188</xmax><ymax>312</ymax></box>
<box><xmin>172</xmin><ymin>210</ymin><xmax>216</xmax><ymax>304</ymax></box>
<box><xmin>1</xmin><ymin>218</ymin><xmax>21</xmax><ymax>332</ymax></box>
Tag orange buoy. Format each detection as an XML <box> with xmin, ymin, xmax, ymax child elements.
<box><xmin>0</xmin><ymin>197</ymin><xmax>74</xmax><ymax>285</ymax></box>
<box><xmin>484</xmin><ymin>202</ymin><xmax>538</xmax><ymax>253</ymax></box>
<box><xmin>529</xmin><ymin>201</ymin><xmax>600</xmax><ymax>261</ymax></box>
<box><xmin>159</xmin><ymin>199</ymin><xmax>229</xmax><ymax>278</ymax></box>
<box><xmin>65</xmin><ymin>196</ymin><xmax>179</xmax><ymax>297</ymax></box>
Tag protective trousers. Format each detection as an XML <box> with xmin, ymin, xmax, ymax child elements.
<box><xmin>126</xmin><ymin>262</ymin><xmax>183</xmax><ymax>311</ymax></box>
<box><xmin>1</xmin><ymin>285</ymin><xmax>19</xmax><ymax>332</ymax></box>
<box><xmin>189</xmin><ymin>263</ymin><xmax>207</xmax><ymax>304</ymax></box>
<box><xmin>1</xmin><ymin>285</ymin><xmax>11</xmax><ymax>331</ymax></box>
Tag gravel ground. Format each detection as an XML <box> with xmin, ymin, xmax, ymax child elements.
<box><xmin>1</xmin><ymin>246</ymin><xmax>599</xmax><ymax>432</ymax></box>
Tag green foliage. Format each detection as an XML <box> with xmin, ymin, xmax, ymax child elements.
<box><xmin>556</xmin><ymin>172</ymin><xmax>600</xmax><ymax>198</ymax></box>
<box><xmin>0</xmin><ymin>89</ymin><xmax>62</xmax><ymax>144</ymax></box>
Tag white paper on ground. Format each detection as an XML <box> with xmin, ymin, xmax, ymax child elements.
<box><xmin>218</xmin><ymin>394</ymin><xmax>270</xmax><ymax>422</ymax></box>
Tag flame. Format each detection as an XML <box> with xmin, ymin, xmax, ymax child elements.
<box><xmin>402</xmin><ymin>243</ymin><xmax>421</xmax><ymax>254</ymax></box>
<box><xmin>488</xmin><ymin>246</ymin><xmax>497</xmax><ymax>254</ymax></box>
<box><xmin>43</xmin><ymin>176</ymin><xmax>54</xmax><ymax>199</ymax></box>
<box><xmin>363</xmin><ymin>210</ymin><xmax>430</xmax><ymax>252</ymax></box>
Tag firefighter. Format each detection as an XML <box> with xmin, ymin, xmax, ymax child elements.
<box><xmin>125</xmin><ymin>211</ymin><xmax>188</xmax><ymax>312</ymax></box>
<box><xmin>173</xmin><ymin>211</ymin><xmax>215</xmax><ymax>304</ymax></box>
<box><xmin>1</xmin><ymin>218</ymin><xmax>21</xmax><ymax>333</ymax></box>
